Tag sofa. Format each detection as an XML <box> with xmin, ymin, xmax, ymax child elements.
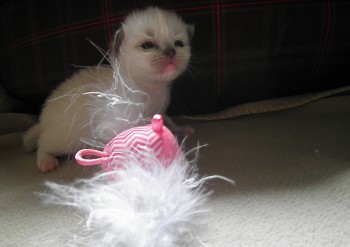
<box><xmin>1</xmin><ymin>0</ymin><xmax>350</xmax><ymax>246</ymax></box>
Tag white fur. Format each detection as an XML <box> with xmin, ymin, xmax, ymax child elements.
<box><xmin>23</xmin><ymin>7</ymin><xmax>193</xmax><ymax>173</ymax></box>
<box><xmin>36</xmin><ymin>149</ymin><xmax>234</xmax><ymax>247</ymax></box>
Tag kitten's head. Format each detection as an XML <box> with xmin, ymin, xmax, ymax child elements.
<box><xmin>111</xmin><ymin>7</ymin><xmax>194</xmax><ymax>85</ymax></box>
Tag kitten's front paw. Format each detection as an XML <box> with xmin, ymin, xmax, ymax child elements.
<box><xmin>38</xmin><ymin>156</ymin><xmax>59</xmax><ymax>173</ymax></box>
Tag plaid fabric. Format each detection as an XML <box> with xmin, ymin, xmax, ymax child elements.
<box><xmin>1</xmin><ymin>0</ymin><xmax>350</xmax><ymax>115</ymax></box>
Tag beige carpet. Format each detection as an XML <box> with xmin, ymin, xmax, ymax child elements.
<box><xmin>1</xmin><ymin>95</ymin><xmax>350</xmax><ymax>246</ymax></box>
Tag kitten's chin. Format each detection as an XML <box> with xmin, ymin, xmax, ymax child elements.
<box><xmin>159</xmin><ymin>67</ymin><xmax>180</xmax><ymax>82</ymax></box>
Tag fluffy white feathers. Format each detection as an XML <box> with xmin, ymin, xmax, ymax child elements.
<box><xmin>81</xmin><ymin>64</ymin><xmax>147</xmax><ymax>148</ymax></box>
<box><xmin>39</xmin><ymin>149</ymin><xmax>233</xmax><ymax>247</ymax></box>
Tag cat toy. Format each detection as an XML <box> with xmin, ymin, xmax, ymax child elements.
<box><xmin>40</xmin><ymin>113</ymin><xmax>233</xmax><ymax>247</ymax></box>
<box><xmin>75</xmin><ymin>114</ymin><xmax>180</xmax><ymax>172</ymax></box>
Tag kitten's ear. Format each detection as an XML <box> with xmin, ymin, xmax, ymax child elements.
<box><xmin>109</xmin><ymin>27</ymin><xmax>124</xmax><ymax>60</ymax></box>
<box><xmin>187</xmin><ymin>24</ymin><xmax>195</xmax><ymax>41</ymax></box>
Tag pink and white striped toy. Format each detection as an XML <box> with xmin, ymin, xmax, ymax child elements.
<box><xmin>75</xmin><ymin>114</ymin><xmax>180</xmax><ymax>172</ymax></box>
<box><xmin>43</xmin><ymin>114</ymin><xmax>233</xmax><ymax>247</ymax></box>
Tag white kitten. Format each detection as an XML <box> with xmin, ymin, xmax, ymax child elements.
<box><xmin>23</xmin><ymin>7</ymin><xmax>194</xmax><ymax>173</ymax></box>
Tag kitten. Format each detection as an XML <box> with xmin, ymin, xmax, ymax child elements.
<box><xmin>23</xmin><ymin>7</ymin><xmax>194</xmax><ymax>173</ymax></box>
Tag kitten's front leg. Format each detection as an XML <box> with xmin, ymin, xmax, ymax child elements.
<box><xmin>164</xmin><ymin>115</ymin><xmax>194</xmax><ymax>136</ymax></box>
<box><xmin>36</xmin><ymin>132</ymin><xmax>64</xmax><ymax>173</ymax></box>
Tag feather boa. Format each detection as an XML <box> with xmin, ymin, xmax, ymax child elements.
<box><xmin>37</xmin><ymin>148</ymin><xmax>233</xmax><ymax>247</ymax></box>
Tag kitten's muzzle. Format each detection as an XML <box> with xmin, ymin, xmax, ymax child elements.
<box><xmin>163</xmin><ymin>48</ymin><xmax>176</xmax><ymax>58</ymax></box>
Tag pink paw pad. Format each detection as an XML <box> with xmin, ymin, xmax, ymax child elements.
<box><xmin>38</xmin><ymin>158</ymin><xmax>59</xmax><ymax>173</ymax></box>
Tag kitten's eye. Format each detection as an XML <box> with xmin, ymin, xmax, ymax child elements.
<box><xmin>141</xmin><ymin>42</ymin><xmax>154</xmax><ymax>50</ymax></box>
<box><xmin>175</xmin><ymin>40</ymin><xmax>184</xmax><ymax>47</ymax></box>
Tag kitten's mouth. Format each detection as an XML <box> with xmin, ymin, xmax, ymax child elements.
<box><xmin>160</xmin><ymin>58</ymin><xmax>179</xmax><ymax>75</ymax></box>
<box><xmin>163</xmin><ymin>62</ymin><xmax>176</xmax><ymax>74</ymax></box>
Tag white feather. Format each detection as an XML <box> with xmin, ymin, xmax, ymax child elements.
<box><xmin>37</xmin><ymin>149</ymin><xmax>234</xmax><ymax>247</ymax></box>
<box><xmin>82</xmin><ymin>61</ymin><xmax>148</xmax><ymax>147</ymax></box>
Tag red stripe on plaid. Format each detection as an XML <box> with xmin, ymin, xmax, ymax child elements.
<box><xmin>0</xmin><ymin>17</ymin><xmax>124</xmax><ymax>56</ymax></box>
<box><xmin>104</xmin><ymin>0</ymin><xmax>112</xmax><ymax>42</ymax></box>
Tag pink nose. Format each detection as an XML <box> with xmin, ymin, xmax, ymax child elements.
<box><xmin>164</xmin><ymin>48</ymin><xmax>176</xmax><ymax>57</ymax></box>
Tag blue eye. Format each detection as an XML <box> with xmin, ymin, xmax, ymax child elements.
<box><xmin>141</xmin><ymin>42</ymin><xmax>154</xmax><ymax>49</ymax></box>
<box><xmin>175</xmin><ymin>40</ymin><xmax>184</xmax><ymax>47</ymax></box>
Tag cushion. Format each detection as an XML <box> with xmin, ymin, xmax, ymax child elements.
<box><xmin>1</xmin><ymin>0</ymin><xmax>350</xmax><ymax>115</ymax></box>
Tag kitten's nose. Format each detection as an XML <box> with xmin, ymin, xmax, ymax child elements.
<box><xmin>164</xmin><ymin>48</ymin><xmax>176</xmax><ymax>57</ymax></box>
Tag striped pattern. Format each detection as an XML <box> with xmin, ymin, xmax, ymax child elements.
<box><xmin>1</xmin><ymin>1</ymin><xmax>350</xmax><ymax>115</ymax></box>
<box><xmin>99</xmin><ymin>115</ymin><xmax>179</xmax><ymax>171</ymax></box>
<box><xmin>106</xmin><ymin>124</ymin><xmax>164</xmax><ymax>162</ymax></box>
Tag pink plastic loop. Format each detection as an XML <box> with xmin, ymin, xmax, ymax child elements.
<box><xmin>75</xmin><ymin>149</ymin><xmax>108</xmax><ymax>166</ymax></box>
